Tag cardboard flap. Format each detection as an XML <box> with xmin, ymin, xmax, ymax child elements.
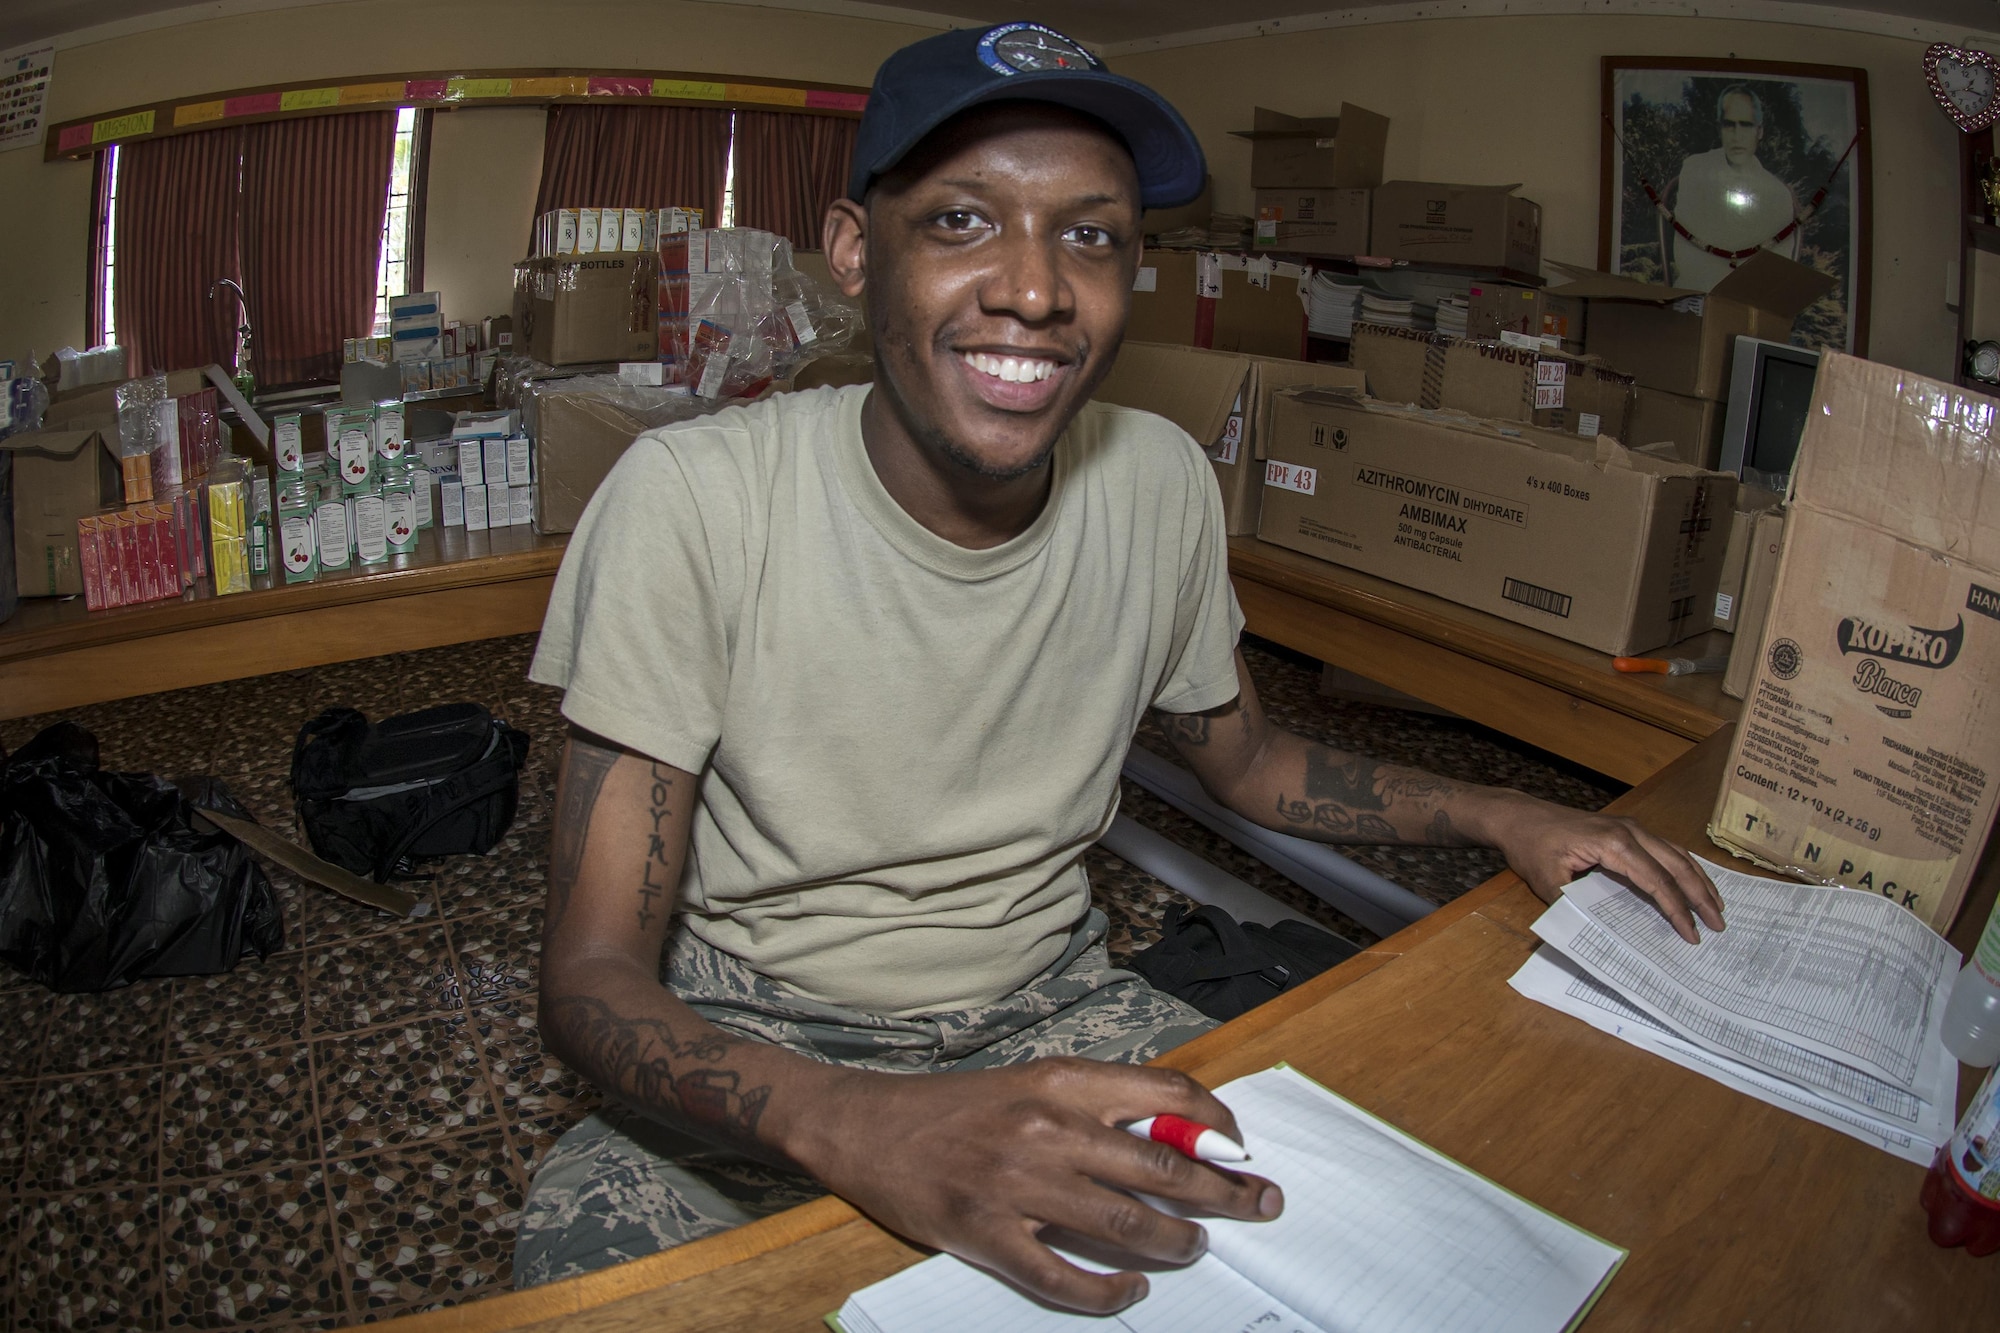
<box><xmin>1232</xmin><ymin>106</ymin><xmax>1344</xmax><ymax>140</ymax></box>
<box><xmin>1709</xmin><ymin>249</ymin><xmax>1837</xmax><ymax>318</ymax></box>
<box><xmin>0</xmin><ymin>428</ymin><xmax>110</xmax><ymax>462</ymax></box>
<box><xmin>1545</xmin><ymin>261</ymin><xmax>1703</xmax><ymax>303</ymax></box>
<box><xmin>1093</xmin><ymin>342</ymin><xmax>1251</xmax><ymax>445</ymax></box>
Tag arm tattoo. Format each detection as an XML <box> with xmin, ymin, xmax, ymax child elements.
<box><xmin>638</xmin><ymin>764</ymin><xmax>676</xmax><ymax>929</ymax></box>
<box><xmin>1274</xmin><ymin>747</ymin><xmax>1463</xmax><ymax>845</ymax></box>
<box><xmin>544</xmin><ymin>993</ymin><xmax>771</xmax><ymax>1150</ymax></box>
<box><xmin>548</xmin><ymin>736</ymin><xmax>620</xmax><ymax>932</ymax></box>
<box><xmin>1163</xmin><ymin>712</ymin><xmax>1213</xmax><ymax>748</ymax></box>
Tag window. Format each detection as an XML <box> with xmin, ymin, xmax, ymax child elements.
<box><xmin>719</xmin><ymin>112</ymin><xmax>737</xmax><ymax>227</ymax></box>
<box><xmin>99</xmin><ymin>143</ymin><xmax>120</xmax><ymax>347</ymax></box>
<box><xmin>371</xmin><ymin>107</ymin><xmax>422</xmax><ymax>336</ymax></box>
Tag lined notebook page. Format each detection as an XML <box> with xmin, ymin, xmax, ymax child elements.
<box><xmin>837</xmin><ymin>1066</ymin><xmax>1621</xmax><ymax>1333</ymax></box>
<box><xmin>1199</xmin><ymin>1067</ymin><xmax>1623</xmax><ymax>1333</ymax></box>
<box><xmin>840</xmin><ymin>1249</ymin><xmax>1322</xmax><ymax>1333</ymax></box>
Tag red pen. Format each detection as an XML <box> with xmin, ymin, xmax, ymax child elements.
<box><xmin>1124</xmin><ymin>1114</ymin><xmax>1250</xmax><ymax>1163</ymax></box>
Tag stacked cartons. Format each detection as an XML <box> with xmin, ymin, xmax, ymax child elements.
<box><xmin>1550</xmin><ymin>252</ymin><xmax>1835</xmax><ymax>468</ymax></box>
<box><xmin>1092</xmin><ymin>342</ymin><xmax>1365</xmax><ymax>536</ymax></box>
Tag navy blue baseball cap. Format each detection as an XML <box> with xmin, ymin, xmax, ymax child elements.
<box><xmin>848</xmin><ymin>21</ymin><xmax>1206</xmax><ymax>210</ymax></box>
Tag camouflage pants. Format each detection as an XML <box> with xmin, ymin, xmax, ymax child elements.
<box><xmin>513</xmin><ymin>908</ymin><xmax>1215</xmax><ymax>1288</ymax></box>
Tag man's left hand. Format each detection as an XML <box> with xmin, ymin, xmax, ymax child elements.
<box><xmin>1480</xmin><ymin>792</ymin><xmax>1725</xmax><ymax>944</ymax></box>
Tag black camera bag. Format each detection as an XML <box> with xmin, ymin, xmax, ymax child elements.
<box><xmin>290</xmin><ymin>703</ymin><xmax>529</xmax><ymax>881</ymax></box>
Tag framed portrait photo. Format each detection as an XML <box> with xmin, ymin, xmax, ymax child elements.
<box><xmin>1600</xmin><ymin>57</ymin><xmax>1870</xmax><ymax>354</ymax></box>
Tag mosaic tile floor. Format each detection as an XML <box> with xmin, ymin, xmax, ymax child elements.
<box><xmin>0</xmin><ymin>633</ymin><xmax>1620</xmax><ymax>1329</ymax></box>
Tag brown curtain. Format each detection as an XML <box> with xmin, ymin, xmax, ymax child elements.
<box><xmin>730</xmin><ymin>111</ymin><xmax>857</xmax><ymax>249</ymax></box>
<box><xmin>240</xmin><ymin>111</ymin><xmax>395</xmax><ymax>388</ymax></box>
<box><xmin>114</xmin><ymin>127</ymin><xmax>243</xmax><ymax>376</ymax></box>
<box><xmin>532</xmin><ymin>104</ymin><xmax>732</xmax><ymax>229</ymax></box>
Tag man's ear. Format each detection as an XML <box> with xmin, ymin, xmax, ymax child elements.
<box><xmin>822</xmin><ymin>199</ymin><xmax>868</xmax><ymax>300</ymax></box>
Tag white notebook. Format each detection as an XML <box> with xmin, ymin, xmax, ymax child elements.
<box><xmin>832</xmin><ymin>1065</ymin><xmax>1624</xmax><ymax>1333</ymax></box>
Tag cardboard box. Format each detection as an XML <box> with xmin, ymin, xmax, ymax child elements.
<box><xmin>1257</xmin><ymin>389</ymin><xmax>1735</xmax><ymax>655</ymax></box>
<box><xmin>1721</xmin><ymin>507</ymin><xmax>1785</xmax><ymax>698</ymax></box>
<box><xmin>40</xmin><ymin>367</ymin><xmax>209</xmax><ymax>440</ymax></box>
<box><xmin>513</xmin><ymin>255</ymin><xmax>659</xmax><ymax>366</ymax></box>
<box><xmin>1465</xmin><ymin>283</ymin><xmax>1584</xmax><ymax>353</ymax></box>
<box><xmin>1125</xmin><ymin>251</ymin><xmax>1307</xmax><ymax>361</ymax></box>
<box><xmin>1555</xmin><ymin>251</ymin><xmax>1835</xmax><ymax>401</ymax></box>
<box><xmin>4</xmin><ymin>429</ymin><xmax>121</xmax><ymax>597</ymax></box>
<box><xmin>1093</xmin><ymin>342</ymin><xmax>1365</xmax><ymax>536</ymax></box>
<box><xmin>1628</xmin><ymin>386</ymin><xmax>1726</xmax><ymax>469</ymax></box>
<box><xmin>1233</xmin><ymin>105</ymin><xmax>1390</xmax><ymax>189</ymax></box>
<box><xmin>529</xmin><ymin>390</ymin><xmax>653</xmax><ymax>533</ymax></box>
<box><xmin>1349</xmin><ymin>324</ymin><xmax>1635</xmax><ymax>441</ymax></box>
<box><xmin>1252</xmin><ymin>188</ymin><xmax>1369</xmax><ymax>257</ymax></box>
<box><xmin>1710</xmin><ymin>483</ymin><xmax>1783</xmax><ymax>632</ymax></box>
<box><xmin>1709</xmin><ymin>354</ymin><xmax>2000</xmax><ymax>931</ymax></box>
<box><xmin>1371</xmin><ymin>182</ymin><xmax>1540</xmax><ymax>273</ymax></box>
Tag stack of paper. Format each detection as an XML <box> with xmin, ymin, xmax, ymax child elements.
<box><xmin>1511</xmin><ymin>858</ymin><xmax>1959</xmax><ymax>1165</ymax></box>
<box><xmin>1434</xmin><ymin>296</ymin><xmax>1469</xmax><ymax>337</ymax></box>
<box><xmin>1358</xmin><ymin>291</ymin><xmax>1420</xmax><ymax>329</ymax></box>
<box><xmin>835</xmin><ymin>1065</ymin><xmax>1625</xmax><ymax>1333</ymax></box>
<box><xmin>1307</xmin><ymin>273</ymin><xmax>1368</xmax><ymax>337</ymax></box>
<box><xmin>1153</xmin><ymin>214</ymin><xmax>1253</xmax><ymax>250</ymax></box>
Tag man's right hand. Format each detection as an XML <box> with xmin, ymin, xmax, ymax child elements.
<box><xmin>779</xmin><ymin>1055</ymin><xmax>1284</xmax><ymax>1314</ymax></box>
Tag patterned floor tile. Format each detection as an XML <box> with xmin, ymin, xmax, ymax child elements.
<box><xmin>19</xmin><ymin>1065</ymin><xmax>163</xmax><ymax>1194</ymax></box>
<box><xmin>167</xmin><ymin>956</ymin><xmax>309</xmax><ymax>1060</ymax></box>
<box><xmin>299</xmin><ymin>877</ymin><xmax>438</xmax><ymax>951</ymax></box>
<box><xmin>161</xmin><ymin>1044</ymin><xmax>319</xmax><ymax>1180</ymax></box>
<box><xmin>329</xmin><ymin>1128</ymin><xmax>522</xmax><ymax>1312</ymax></box>
<box><xmin>447</xmin><ymin>904</ymin><xmax>542</xmax><ymax>1011</ymax></box>
<box><xmin>305</xmin><ymin>923</ymin><xmax>462</xmax><ymax>1036</ymax></box>
<box><xmin>0</xmin><ymin>983</ymin><xmax>53</xmax><ymax>1081</ymax></box>
<box><xmin>314</xmin><ymin>1017</ymin><xmax>494</xmax><ymax>1159</ymax></box>
<box><xmin>162</xmin><ymin>1166</ymin><xmax>344</xmax><ymax>1327</ymax></box>
<box><xmin>0</xmin><ymin>1083</ymin><xmax>32</xmax><ymax>1196</ymax></box>
<box><xmin>39</xmin><ymin>976</ymin><xmax>175</xmax><ymax>1076</ymax></box>
<box><xmin>13</xmin><ymin>1184</ymin><xmax>161</xmax><ymax>1332</ymax></box>
<box><xmin>474</xmin><ymin>996</ymin><xmax>601</xmax><ymax>1128</ymax></box>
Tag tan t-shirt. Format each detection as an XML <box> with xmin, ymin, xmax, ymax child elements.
<box><xmin>530</xmin><ymin>384</ymin><xmax>1244</xmax><ymax>1016</ymax></box>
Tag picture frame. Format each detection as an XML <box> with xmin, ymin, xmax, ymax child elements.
<box><xmin>1600</xmin><ymin>57</ymin><xmax>1870</xmax><ymax>355</ymax></box>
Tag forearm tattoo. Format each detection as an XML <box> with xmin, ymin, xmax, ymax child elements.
<box><xmin>544</xmin><ymin>993</ymin><xmax>773</xmax><ymax>1150</ymax></box>
<box><xmin>1275</xmin><ymin>748</ymin><xmax>1469</xmax><ymax>846</ymax></box>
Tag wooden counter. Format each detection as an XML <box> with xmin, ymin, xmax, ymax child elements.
<box><xmin>0</xmin><ymin>526</ymin><xmax>565</xmax><ymax>720</ymax></box>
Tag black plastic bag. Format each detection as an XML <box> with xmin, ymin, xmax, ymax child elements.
<box><xmin>1129</xmin><ymin>903</ymin><xmax>1359</xmax><ymax>1022</ymax></box>
<box><xmin>290</xmin><ymin>703</ymin><xmax>529</xmax><ymax>882</ymax></box>
<box><xmin>0</xmin><ymin>722</ymin><xmax>282</xmax><ymax>993</ymax></box>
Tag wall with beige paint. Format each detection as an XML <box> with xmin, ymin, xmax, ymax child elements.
<box><xmin>0</xmin><ymin>5</ymin><xmax>1964</xmax><ymax>379</ymax></box>
<box><xmin>0</xmin><ymin>0</ymin><xmax>929</xmax><ymax>365</ymax></box>
<box><xmin>1119</xmin><ymin>15</ymin><xmax>1960</xmax><ymax>378</ymax></box>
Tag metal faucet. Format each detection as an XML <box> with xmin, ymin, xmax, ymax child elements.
<box><xmin>209</xmin><ymin>278</ymin><xmax>255</xmax><ymax>397</ymax></box>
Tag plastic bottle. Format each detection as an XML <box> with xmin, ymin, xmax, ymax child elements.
<box><xmin>1943</xmin><ymin>895</ymin><xmax>2000</xmax><ymax>1067</ymax></box>
<box><xmin>1920</xmin><ymin>1065</ymin><xmax>2000</xmax><ymax>1255</ymax></box>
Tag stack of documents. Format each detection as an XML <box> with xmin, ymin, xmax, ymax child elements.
<box><xmin>1358</xmin><ymin>291</ymin><xmax>1427</xmax><ymax>330</ymax></box>
<box><xmin>1153</xmin><ymin>214</ymin><xmax>1252</xmax><ymax>250</ymax></box>
<box><xmin>1433</xmin><ymin>295</ymin><xmax>1469</xmax><ymax>337</ymax></box>
<box><xmin>1307</xmin><ymin>273</ymin><xmax>1368</xmax><ymax>337</ymax></box>
<box><xmin>835</xmin><ymin>1065</ymin><xmax>1625</xmax><ymax>1333</ymax></box>
<box><xmin>1511</xmin><ymin>858</ymin><xmax>1959</xmax><ymax>1164</ymax></box>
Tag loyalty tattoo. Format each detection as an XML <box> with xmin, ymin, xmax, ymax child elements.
<box><xmin>639</xmin><ymin>763</ymin><xmax>675</xmax><ymax>929</ymax></box>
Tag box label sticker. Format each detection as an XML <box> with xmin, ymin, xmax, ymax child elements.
<box><xmin>1196</xmin><ymin>253</ymin><xmax>1223</xmax><ymax>299</ymax></box>
<box><xmin>1245</xmin><ymin>257</ymin><xmax>1273</xmax><ymax>290</ymax></box>
<box><xmin>786</xmin><ymin>300</ymin><xmax>817</xmax><ymax>345</ymax></box>
<box><xmin>1501</xmin><ymin>576</ymin><xmax>1572</xmax><ymax>619</ymax></box>
<box><xmin>1265</xmin><ymin>460</ymin><xmax>1317</xmax><ymax>494</ymax></box>
<box><xmin>1534</xmin><ymin>359</ymin><xmax>1567</xmax><ymax>387</ymax></box>
<box><xmin>1133</xmin><ymin>267</ymin><xmax>1158</xmax><ymax>293</ymax></box>
<box><xmin>1576</xmin><ymin>412</ymin><xmax>1601</xmax><ymax>437</ymax></box>
<box><xmin>1534</xmin><ymin>382</ymin><xmax>1565</xmax><ymax>410</ymax></box>
<box><xmin>1715</xmin><ymin>590</ymin><xmax>1735</xmax><ymax>621</ymax></box>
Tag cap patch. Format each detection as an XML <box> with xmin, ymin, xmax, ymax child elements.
<box><xmin>976</xmin><ymin>23</ymin><xmax>1099</xmax><ymax>77</ymax></box>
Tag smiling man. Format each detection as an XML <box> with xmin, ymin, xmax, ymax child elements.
<box><xmin>515</xmin><ymin>22</ymin><xmax>1724</xmax><ymax>1313</ymax></box>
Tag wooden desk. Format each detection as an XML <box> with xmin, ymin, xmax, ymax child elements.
<box><xmin>1228</xmin><ymin>537</ymin><xmax>1739</xmax><ymax>785</ymax></box>
<box><xmin>381</xmin><ymin>731</ymin><xmax>1998</xmax><ymax>1333</ymax></box>
<box><xmin>0</xmin><ymin>526</ymin><xmax>565</xmax><ymax>720</ymax></box>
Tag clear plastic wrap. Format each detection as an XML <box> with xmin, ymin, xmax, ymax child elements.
<box><xmin>1</xmin><ymin>374</ymin><xmax>48</xmax><ymax>438</ymax></box>
<box><xmin>114</xmin><ymin>374</ymin><xmax>168</xmax><ymax>459</ymax></box>
<box><xmin>658</xmin><ymin>228</ymin><xmax>858</xmax><ymax>400</ymax></box>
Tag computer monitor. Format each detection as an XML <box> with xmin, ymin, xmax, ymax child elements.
<box><xmin>1718</xmin><ymin>337</ymin><xmax>1821</xmax><ymax>490</ymax></box>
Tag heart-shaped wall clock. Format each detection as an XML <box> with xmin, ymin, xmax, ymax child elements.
<box><xmin>1926</xmin><ymin>42</ymin><xmax>2000</xmax><ymax>132</ymax></box>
